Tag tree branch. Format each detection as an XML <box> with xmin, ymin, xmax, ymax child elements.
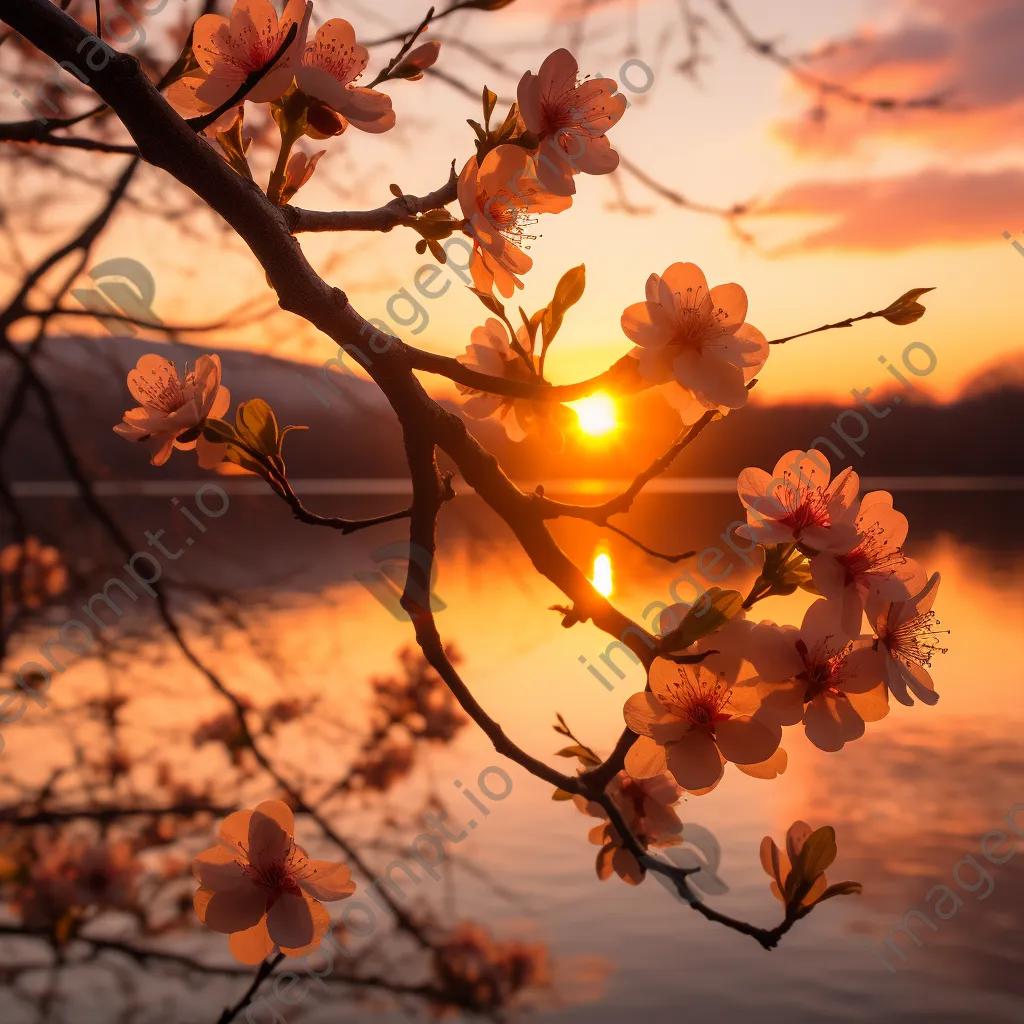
<box><xmin>286</xmin><ymin>164</ymin><xmax>458</xmax><ymax>234</ymax></box>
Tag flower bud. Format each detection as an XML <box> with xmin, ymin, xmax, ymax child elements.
<box><xmin>879</xmin><ymin>287</ymin><xmax>934</xmax><ymax>325</ymax></box>
<box><xmin>392</xmin><ymin>39</ymin><xmax>441</xmax><ymax>81</ymax></box>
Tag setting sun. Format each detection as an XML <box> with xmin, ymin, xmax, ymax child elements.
<box><xmin>571</xmin><ymin>394</ymin><xmax>618</xmax><ymax>437</ymax></box>
<box><xmin>590</xmin><ymin>552</ymin><xmax>613</xmax><ymax>597</ymax></box>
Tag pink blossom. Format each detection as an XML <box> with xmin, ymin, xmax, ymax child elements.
<box><xmin>623</xmin><ymin>660</ymin><xmax>783</xmax><ymax>794</ymax></box>
<box><xmin>745</xmin><ymin>599</ymin><xmax>888</xmax><ymax>752</ymax></box>
<box><xmin>809</xmin><ymin>491</ymin><xmax>925</xmax><ymax>636</ymax></box>
<box><xmin>737</xmin><ymin>449</ymin><xmax>860</xmax><ymax>552</ymax></box>
<box><xmin>295</xmin><ymin>19</ymin><xmax>394</xmax><ymax>133</ymax></box>
<box><xmin>620</xmin><ymin>262</ymin><xmax>768</xmax><ymax>423</ymax></box>
<box><xmin>517</xmin><ymin>48</ymin><xmax>626</xmax><ymax>196</ymax></box>
<box><xmin>866</xmin><ymin>571</ymin><xmax>946</xmax><ymax>707</ymax></box>
<box><xmin>192</xmin><ymin>0</ymin><xmax>309</xmax><ymax>108</ymax></box>
<box><xmin>457</xmin><ymin>146</ymin><xmax>571</xmax><ymax>297</ymax></box>
<box><xmin>114</xmin><ymin>353</ymin><xmax>230</xmax><ymax>468</ymax></box>
<box><xmin>193</xmin><ymin>800</ymin><xmax>355</xmax><ymax>963</ymax></box>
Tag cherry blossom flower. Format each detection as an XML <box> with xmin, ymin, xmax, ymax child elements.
<box><xmin>72</xmin><ymin>840</ymin><xmax>142</xmax><ymax>913</ymax></box>
<box><xmin>866</xmin><ymin>571</ymin><xmax>946</xmax><ymax>707</ymax></box>
<box><xmin>295</xmin><ymin>19</ymin><xmax>395</xmax><ymax>133</ymax></box>
<box><xmin>0</xmin><ymin>537</ymin><xmax>68</xmax><ymax>610</ymax></box>
<box><xmin>745</xmin><ymin>599</ymin><xmax>888</xmax><ymax>752</ymax></box>
<box><xmin>455</xmin><ymin>317</ymin><xmax>574</xmax><ymax>445</ymax></box>
<box><xmin>517</xmin><ymin>48</ymin><xmax>626</xmax><ymax>196</ymax></box>
<box><xmin>760</xmin><ymin>820</ymin><xmax>828</xmax><ymax>907</ymax></box>
<box><xmin>620</xmin><ymin>262</ymin><xmax>769</xmax><ymax>423</ymax></box>
<box><xmin>623</xmin><ymin>660</ymin><xmax>783</xmax><ymax>793</ymax></box>
<box><xmin>8</xmin><ymin>834</ymin><xmax>79</xmax><ymax>933</ymax></box>
<box><xmin>458</xmin><ymin>145</ymin><xmax>571</xmax><ymax>297</ymax></box>
<box><xmin>432</xmin><ymin>922</ymin><xmax>551</xmax><ymax>1016</ymax></box>
<box><xmin>575</xmin><ymin>771</ymin><xmax>684</xmax><ymax>885</ymax></box>
<box><xmin>737</xmin><ymin>449</ymin><xmax>860</xmax><ymax>552</ymax></box>
<box><xmin>193</xmin><ymin>800</ymin><xmax>355</xmax><ymax>963</ymax></box>
<box><xmin>371</xmin><ymin>646</ymin><xmax>468</xmax><ymax>743</ymax></box>
<box><xmin>192</xmin><ymin>0</ymin><xmax>309</xmax><ymax>108</ymax></box>
<box><xmin>809</xmin><ymin>491</ymin><xmax>925</xmax><ymax>636</ymax></box>
<box><xmin>114</xmin><ymin>353</ymin><xmax>231</xmax><ymax>468</ymax></box>
<box><xmin>350</xmin><ymin>739</ymin><xmax>416</xmax><ymax>793</ymax></box>
<box><xmin>7</xmin><ymin>834</ymin><xmax>142</xmax><ymax>934</ymax></box>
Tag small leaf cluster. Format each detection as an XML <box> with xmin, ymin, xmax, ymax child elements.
<box><xmin>202</xmin><ymin>399</ymin><xmax>306</xmax><ymax>497</ymax></box>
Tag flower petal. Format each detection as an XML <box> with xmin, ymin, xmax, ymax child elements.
<box><xmin>672</xmin><ymin>349</ymin><xmax>747</xmax><ymax>409</ymax></box>
<box><xmin>624</xmin><ymin>735</ymin><xmax>667</xmax><ymax>779</ymax></box>
<box><xmin>229</xmin><ymin>917</ymin><xmax>275</xmax><ymax>964</ymax></box>
<box><xmin>666</xmin><ymin>730</ymin><xmax>724</xmax><ymax>791</ymax></box>
<box><xmin>708</xmin><ymin>282</ymin><xmax>747</xmax><ymax>333</ymax></box>
<box><xmin>714</xmin><ymin>715</ymin><xmax>781</xmax><ymax>765</ymax></box>
<box><xmin>658</xmin><ymin>262</ymin><xmax>709</xmax><ymax>305</ymax></box>
<box><xmin>127</xmin><ymin>355</ymin><xmax>179</xmax><ymax>408</ymax></box>
<box><xmin>803</xmin><ymin>694</ymin><xmax>863</xmax><ymax>752</ymax></box>
<box><xmin>193</xmin><ymin>845</ymin><xmax>249</xmax><ymax>890</ymax></box>
<box><xmin>299</xmin><ymin>861</ymin><xmax>356</xmax><ymax>902</ymax></box>
<box><xmin>248</xmin><ymin>800</ymin><xmax>294</xmax><ymax>862</ymax></box>
<box><xmin>266</xmin><ymin>890</ymin><xmax>316</xmax><ymax>949</ymax></box>
<box><xmin>620</xmin><ymin>300</ymin><xmax>675</xmax><ymax>348</ymax></box>
<box><xmin>735</xmin><ymin>746</ymin><xmax>788</xmax><ymax>780</ymax></box>
<box><xmin>279</xmin><ymin>896</ymin><xmax>330</xmax><ymax>956</ymax></box>
<box><xmin>199</xmin><ymin>884</ymin><xmax>267</xmax><ymax>933</ymax></box>
<box><xmin>845</xmin><ymin>681</ymin><xmax>889</xmax><ymax>723</ymax></box>
<box><xmin>217</xmin><ymin>809</ymin><xmax>252</xmax><ymax>852</ymax></box>
<box><xmin>745</xmin><ymin>624</ymin><xmax>802</xmax><ymax>683</ymax></box>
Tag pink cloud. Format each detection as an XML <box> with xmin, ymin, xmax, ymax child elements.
<box><xmin>774</xmin><ymin>0</ymin><xmax>1024</xmax><ymax>157</ymax></box>
<box><xmin>758</xmin><ymin>167</ymin><xmax>1024</xmax><ymax>252</ymax></box>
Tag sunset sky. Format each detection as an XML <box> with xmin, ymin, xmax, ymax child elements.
<box><xmin>42</xmin><ymin>0</ymin><xmax>1024</xmax><ymax>405</ymax></box>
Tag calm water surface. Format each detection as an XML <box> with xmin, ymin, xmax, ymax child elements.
<box><xmin>2</xmin><ymin>487</ymin><xmax>1022</xmax><ymax>1023</ymax></box>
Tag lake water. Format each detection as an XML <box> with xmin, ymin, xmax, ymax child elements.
<box><xmin>1</xmin><ymin>484</ymin><xmax>1022</xmax><ymax>1023</ymax></box>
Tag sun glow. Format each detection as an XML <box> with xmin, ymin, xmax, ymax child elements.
<box><xmin>571</xmin><ymin>393</ymin><xmax>618</xmax><ymax>437</ymax></box>
<box><xmin>591</xmin><ymin>552</ymin><xmax>613</xmax><ymax>597</ymax></box>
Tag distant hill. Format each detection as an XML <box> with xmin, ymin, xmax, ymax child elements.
<box><xmin>3</xmin><ymin>336</ymin><xmax>1021</xmax><ymax>482</ymax></box>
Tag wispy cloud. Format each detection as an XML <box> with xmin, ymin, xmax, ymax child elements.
<box><xmin>758</xmin><ymin>167</ymin><xmax>1024</xmax><ymax>252</ymax></box>
<box><xmin>774</xmin><ymin>0</ymin><xmax>1024</xmax><ymax>157</ymax></box>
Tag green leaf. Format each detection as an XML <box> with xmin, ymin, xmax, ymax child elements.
<box><xmin>215</xmin><ymin>112</ymin><xmax>254</xmax><ymax>181</ymax></box>
<box><xmin>541</xmin><ymin>264</ymin><xmax>585</xmax><ymax>348</ymax></box>
<box><xmin>469</xmin><ymin>286</ymin><xmax>505</xmax><ymax>319</ymax></box>
<box><xmin>494</xmin><ymin>102</ymin><xmax>520</xmax><ymax>142</ymax></box>
<box><xmin>482</xmin><ymin>85</ymin><xmax>498</xmax><ymax>127</ymax></box>
<box><xmin>224</xmin><ymin>444</ymin><xmax>268</xmax><ymax>478</ymax></box>
<box><xmin>555</xmin><ymin>745</ymin><xmax>601</xmax><ymax>766</ymax></box>
<box><xmin>660</xmin><ymin>588</ymin><xmax>744</xmax><ymax>652</ymax></box>
<box><xmin>879</xmin><ymin>287</ymin><xmax>935</xmax><ymax>326</ymax></box>
<box><xmin>812</xmin><ymin>880</ymin><xmax>863</xmax><ymax>904</ymax></box>
<box><xmin>279</xmin><ymin>424</ymin><xmax>308</xmax><ymax>448</ymax></box>
<box><xmin>236</xmin><ymin>398</ymin><xmax>278</xmax><ymax>457</ymax></box>
<box><xmin>202</xmin><ymin>418</ymin><xmax>240</xmax><ymax>445</ymax></box>
<box><xmin>794</xmin><ymin>826</ymin><xmax>838</xmax><ymax>883</ymax></box>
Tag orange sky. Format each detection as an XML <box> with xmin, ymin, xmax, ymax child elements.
<box><xmin>19</xmin><ymin>0</ymin><xmax>1024</xmax><ymax>404</ymax></box>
